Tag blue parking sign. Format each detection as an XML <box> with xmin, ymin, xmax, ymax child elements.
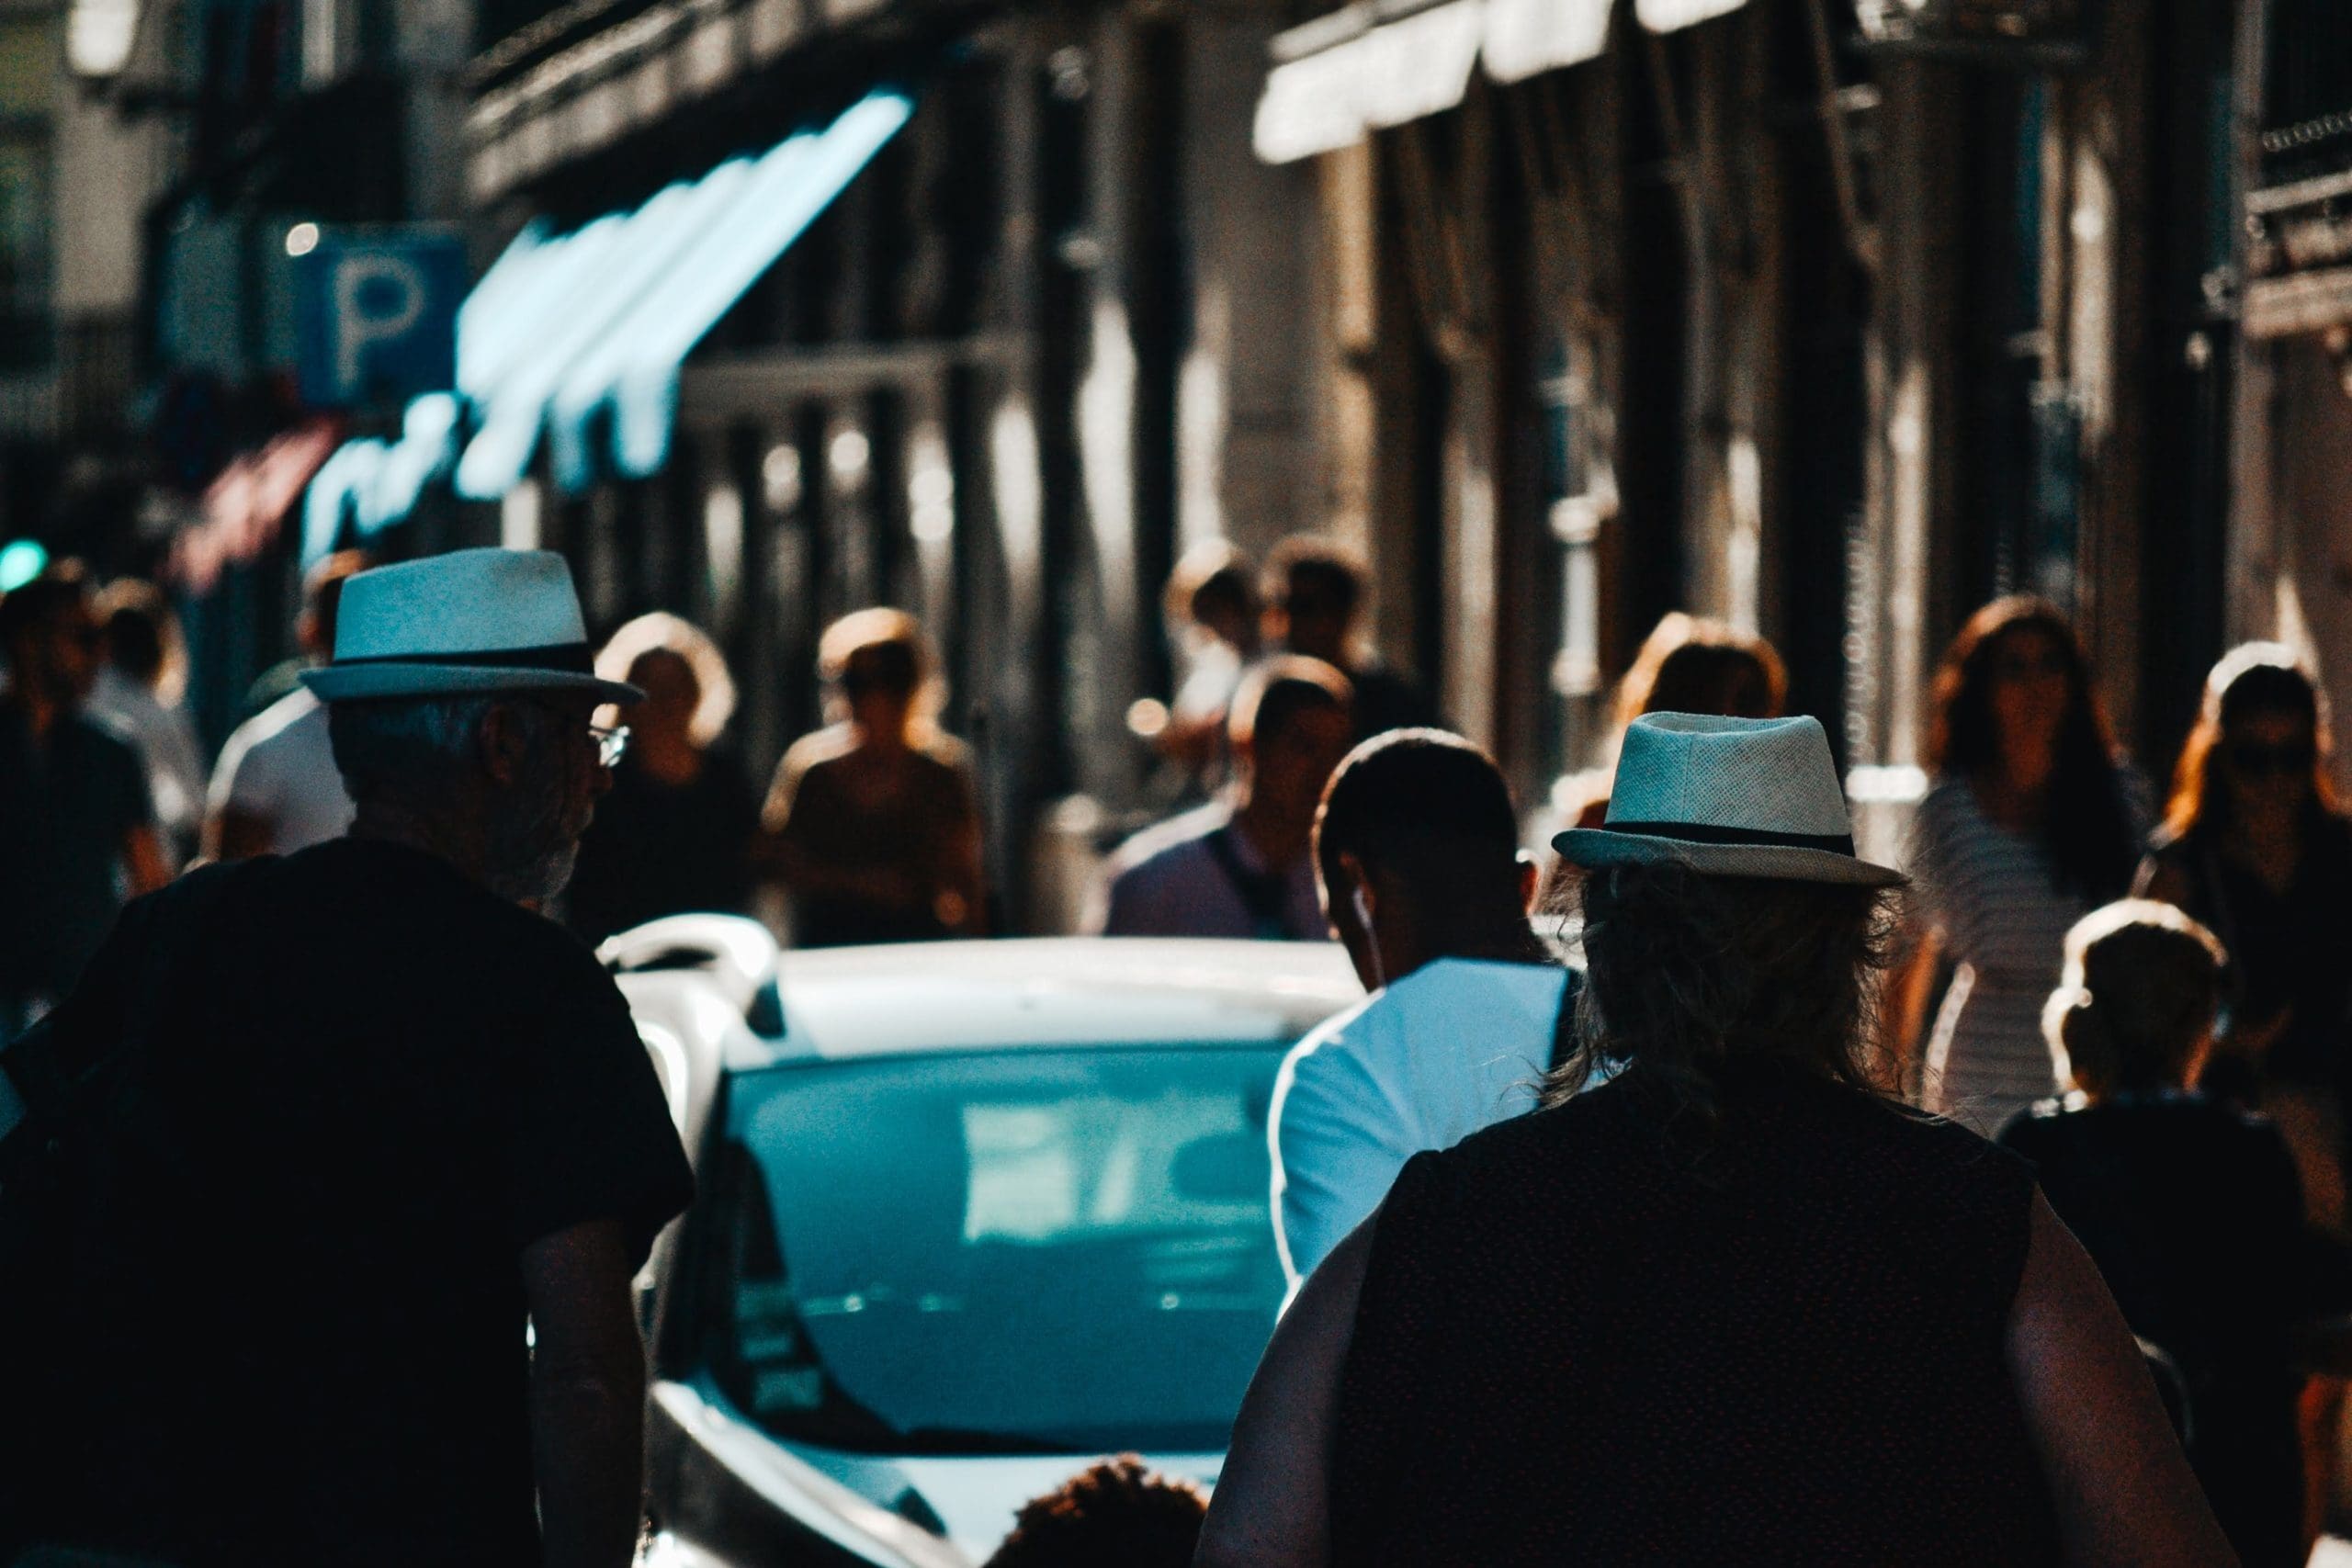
<box><xmin>294</xmin><ymin>228</ymin><xmax>467</xmax><ymax>409</ymax></box>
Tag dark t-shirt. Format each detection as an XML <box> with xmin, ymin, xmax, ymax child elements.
<box><xmin>1333</xmin><ymin>1066</ymin><xmax>2062</xmax><ymax>1566</ymax></box>
<box><xmin>23</xmin><ymin>840</ymin><xmax>695</xmax><ymax>1565</ymax></box>
<box><xmin>0</xmin><ymin>702</ymin><xmax>153</xmax><ymax>1002</ymax></box>
<box><xmin>2000</xmin><ymin>1095</ymin><xmax>2352</xmax><ymax>1566</ymax></box>
<box><xmin>565</xmin><ymin>750</ymin><xmax>762</xmax><ymax>945</ymax></box>
<box><xmin>2141</xmin><ymin>818</ymin><xmax>2352</xmax><ymax>1096</ymax></box>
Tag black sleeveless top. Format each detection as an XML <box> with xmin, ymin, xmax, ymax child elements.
<box><xmin>1330</xmin><ymin>1065</ymin><xmax>2064</xmax><ymax>1566</ymax></box>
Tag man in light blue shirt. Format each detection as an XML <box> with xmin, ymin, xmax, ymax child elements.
<box><xmin>1269</xmin><ymin>730</ymin><xmax>1577</xmax><ymax>1293</ymax></box>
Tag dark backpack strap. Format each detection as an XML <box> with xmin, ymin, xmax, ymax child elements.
<box><xmin>1202</xmin><ymin>825</ymin><xmax>1297</xmax><ymax>942</ymax></box>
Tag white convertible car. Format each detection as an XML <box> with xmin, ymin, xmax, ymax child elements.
<box><xmin>602</xmin><ymin>917</ymin><xmax>1360</xmax><ymax>1567</ymax></box>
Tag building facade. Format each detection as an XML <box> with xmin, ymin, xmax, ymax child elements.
<box><xmin>451</xmin><ymin>0</ymin><xmax>1336</xmax><ymax>926</ymax></box>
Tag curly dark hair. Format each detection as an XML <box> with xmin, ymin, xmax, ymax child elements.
<box><xmin>983</xmin><ymin>1456</ymin><xmax>1207</xmax><ymax>1568</ymax></box>
<box><xmin>1926</xmin><ymin>597</ymin><xmax>2139</xmax><ymax>902</ymax></box>
<box><xmin>1546</xmin><ymin>863</ymin><xmax>1899</xmax><ymax>1139</ymax></box>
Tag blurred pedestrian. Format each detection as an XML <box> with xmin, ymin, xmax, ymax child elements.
<box><xmin>1263</xmin><ymin>536</ymin><xmax>1436</xmax><ymax>742</ymax></box>
<box><xmin>1092</xmin><ymin>658</ymin><xmax>1352</xmax><ymax>941</ymax></box>
<box><xmin>87</xmin><ymin>578</ymin><xmax>207</xmax><ymax>868</ymax></box>
<box><xmin>1270</xmin><ymin>729</ymin><xmax>1570</xmax><ymax>1292</ymax></box>
<box><xmin>982</xmin><ymin>1456</ymin><xmax>1206</xmax><ymax>1568</ymax></box>
<box><xmin>565</xmin><ymin>614</ymin><xmax>762</xmax><ymax>945</ymax></box>
<box><xmin>2001</xmin><ymin>899</ymin><xmax>2352</xmax><ymax>1568</ymax></box>
<box><xmin>0</xmin><ymin>566</ymin><xmax>169</xmax><ymax>1039</ymax></box>
<box><xmin>204</xmin><ymin>550</ymin><xmax>368</xmax><ymax>860</ymax></box>
<box><xmin>1894</xmin><ymin>598</ymin><xmax>2148</xmax><ymax>1134</ymax></box>
<box><xmin>5</xmin><ymin>549</ymin><xmax>693</xmax><ymax>1566</ymax></box>
<box><xmin>1153</xmin><ymin>540</ymin><xmax>1261</xmax><ymax>794</ymax></box>
<box><xmin>763</xmin><ymin>608</ymin><xmax>984</xmax><ymax>946</ymax></box>
<box><xmin>2137</xmin><ymin>647</ymin><xmax>2352</xmax><ymax>1199</ymax></box>
<box><xmin>1201</xmin><ymin>715</ymin><xmax>2232</xmax><ymax>1568</ymax></box>
<box><xmin>1554</xmin><ymin>611</ymin><xmax>1788</xmax><ymax>830</ymax></box>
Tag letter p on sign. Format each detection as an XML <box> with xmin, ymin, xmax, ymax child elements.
<box><xmin>334</xmin><ymin>254</ymin><xmax>426</xmax><ymax>395</ymax></box>
<box><xmin>294</xmin><ymin>228</ymin><xmax>465</xmax><ymax>410</ymax></box>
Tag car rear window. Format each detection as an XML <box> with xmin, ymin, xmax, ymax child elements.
<box><xmin>707</xmin><ymin>1046</ymin><xmax>1285</xmax><ymax>1456</ymax></box>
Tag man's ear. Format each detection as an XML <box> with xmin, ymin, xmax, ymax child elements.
<box><xmin>478</xmin><ymin>701</ymin><xmax>532</xmax><ymax>787</ymax></box>
<box><xmin>1519</xmin><ymin>852</ymin><xmax>1542</xmax><ymax>915</ymax></box>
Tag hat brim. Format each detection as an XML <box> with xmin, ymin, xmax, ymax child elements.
<box><xmin>300</xmin><ymin>663</ymin><xmax>644</xmax><ymax>705</ymax></box>
<box><xmin>1552</xmin><ymin>828</ymin><xmax>1906</xmax><ymax>888</ymax></box>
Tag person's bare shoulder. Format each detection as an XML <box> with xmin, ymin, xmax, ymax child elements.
<box><xmin>915</xmin><ymin>727</ymin><xmax>972</xmax><ymax>773</ymax></box>
<box><xmin>764</xmin><ymin>725</ymin><xmax>857</xmax><ymax>827</ymax></box>
<box><xmin>784</xmin><ymin>724</ymin><xmax>859</xmax><ymax>774</ymax></box>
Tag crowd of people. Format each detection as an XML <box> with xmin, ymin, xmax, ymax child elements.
<box><xmin>0</xmin><ymin>530</ymin><xmax>1445</xmax><ymax>1027</ymax></box>
<box><xmin>5</xmin><ymin>533</ymin><xmax>2352</xmax><ymax>1564</ymax></box>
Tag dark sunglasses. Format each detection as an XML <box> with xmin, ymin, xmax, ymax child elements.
<box><xmin>1991</xmin><ymin>649</ymin><xmax>2069</xmax><ymax>682</ymax></box>
<box><xmin>2226</xmin><ymin>738</ymin><xmax>2316</xmax><ymax>778</ymax></box>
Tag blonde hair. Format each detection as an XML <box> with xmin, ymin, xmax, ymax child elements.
<box><xmin>818</xmin><ymin>607</ymin><xmax>944</xmax><ymax>732</ymax></box>
<box><xmin>594</xmin><ymin>612</ymin><xmax>738</xmax><ymax>747</ymax></box>
<box><xmin>2041</xmin><ymin>899</ymin><xmax>2226</xmax><ymax>1098</ymax></box>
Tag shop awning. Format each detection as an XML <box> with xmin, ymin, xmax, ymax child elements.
<box><xmin>1253</xmin><ymin>0</ymin><xmax>1741</xmax><ymax>164</ymax></box>
<box><xmin>459</xmin><ymin>88</ymin><xmax>914</xmax><ymax>499</ymax></box>
<box><xmin>301</xmin><ymin>89</ymin><xmax>913</xmax><ymax>564</ymax></box>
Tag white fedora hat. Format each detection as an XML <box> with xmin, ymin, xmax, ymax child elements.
<box><xmin>1554</xmin><ymin>713</ymin><xmax>1904</xmax><ymax>887</ymax></box>
<box><xmin>300</xmin><ymin>548</ymin><xmax>643</xmax><ymax>705</ymax></box>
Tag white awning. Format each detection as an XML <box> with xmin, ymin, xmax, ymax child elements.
<box><xmin>1483</xmin><ymin>0</ymin><xmax>1611</xmax><ymax>85</ymax></box>
<box><xmin>1254</xmin><ymin>0</ymin><xmax>1486</xmax><ymax>166</ymax></box>
<box><xmin>1255</xmin><ymin>0</ymin><xmax>1739</xmax><ymax>164</ymax></box>
<box><xmin>1634</xmin><ymin>0</ymin><xmax>1747</xmax><ymax>34</ymax></box>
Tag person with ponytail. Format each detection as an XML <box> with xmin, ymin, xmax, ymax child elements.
<box><xmin>2001</xmin><ymin>900</ymin><xmax>2352</xmax><ymax>1568</ymax></box>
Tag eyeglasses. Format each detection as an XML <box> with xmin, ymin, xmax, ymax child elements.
<box><xmin>589</xmin><ymin>723</ymin><xmax>630</xmax><ymax>770</ymax></box>
<box><xmin>2226</xmin><ymin>738</ymin><xmax>2315</xmax><ymax>778</ymax></box>
<box><xmin>516</xmin><ymin>698</ymin><xmax>628</xmax><ymax>768</ymax></box>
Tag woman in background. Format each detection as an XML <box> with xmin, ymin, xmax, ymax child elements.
<box><xmin>1553</xmin><ymin>611</ymin><xmax>1787</xmax><ymax>833</ymax></box>
<box><xmin>565</xmin><ymin>613</ymin><xmax>763</xmax><ymax>945</ymax></box>
<box><xmin>764</xmin><ymin>608</ymin><xmax>985</xmax><ymax>947</ymax></box>
<box><xmin>2137</xmin><ymin>646</ymin><xmax>2352</xmax><ymax>1213</ymax></box>
<box><xmin>87</xmin><ymin>578</ymin><xmax>206</xmax><ymax>869</ymax></box>
<box><xmin>1896</xmin><ymin>598</ymin><xmax>2147</xmax><ymax>1134</ymax></box>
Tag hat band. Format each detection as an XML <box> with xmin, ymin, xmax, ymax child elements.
<box><xmin>1605</xmin><ymin>819</ymin><xmax>1857</xmax><ymax>857</ymax></box>
<box><xmin>332</xmin><ymin>641</ymin><xmax>597</xmax><ymax>675</ymax></box>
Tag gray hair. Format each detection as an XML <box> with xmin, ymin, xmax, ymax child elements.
<box><xmin>326</xmin><ymin>695</ymin><xmax>503</xmax><ymax>807</ymax></box>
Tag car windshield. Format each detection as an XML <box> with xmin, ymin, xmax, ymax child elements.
<box><xmin>710</xmin><ymin>1046</ymin><xmax>1285</xmax><ymax>1458</ymax></box>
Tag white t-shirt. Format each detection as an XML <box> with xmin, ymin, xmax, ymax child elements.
<box><xmin>1269</xmin><ymin>957</ymin><xmax>1572</xmax><ymax>1292</ymax></box>
<box><xmin>88</xmin><ymin>667</ymin><xmax>208</xmax><ymax>861</ymax></box>
<box><xmin>207</xmin><ymin>688</ymin><xmax>356</xmax><ymax>856</ymax></box>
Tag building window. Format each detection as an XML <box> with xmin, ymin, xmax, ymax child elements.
<box><xmin>1537</xmin><ymin>328</ymin><xmax>1610</xmax><ymax>703</ymax></box>
<box><xmin>0</xmin><ymin>16</ymin><xmax>53</xmax><ymax>376</ymax></box>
